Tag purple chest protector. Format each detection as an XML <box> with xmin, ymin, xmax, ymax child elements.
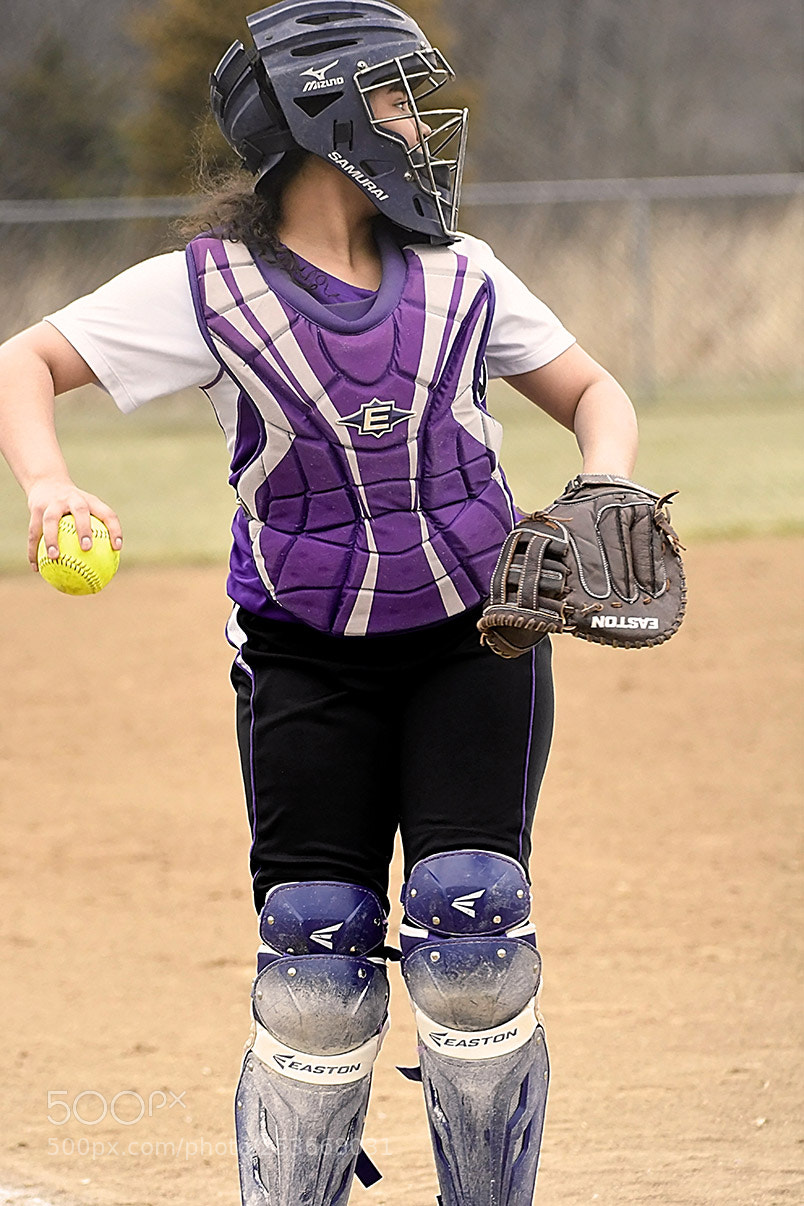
<box><xmin>186</xmin><ymin>230</ymin><xmax>515</xmax><ymax>636</ymax></box>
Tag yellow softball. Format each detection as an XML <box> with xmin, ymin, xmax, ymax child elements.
<box><xmin>37</xmin><ymin>515</ymin><xmax>120</xmax><ymax>596</ymax></box>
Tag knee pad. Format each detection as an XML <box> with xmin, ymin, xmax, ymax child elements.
<box><xmin>257</xmin><ymin>878</ymin><xmax>388</xmax><ymax>968</ymax></box>
<box><xmin>250</xmin><ymin>880</ymin><xmax>389</xmax><ymax>1075</ymax></box>
<box><xmin>237</xmin><ymin>881</ymin><xmax>389</xmax><ymax>1205</ymax></box>
<box><xmin>401</xmin><ymin>849</ymin><xmax>542</xmax><ymax>1039</ymax></box>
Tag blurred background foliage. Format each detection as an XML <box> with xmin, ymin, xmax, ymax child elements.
<box><xmin>0</xmin><ymin>0</ymin><xmax>464</xmax><ymax>197</ymax></box>
<box><xmin>1</xmin><ymin>29</ymin><xmax>128</xmax><ymax>199</ymax></box>
<box><xmin>1</xmin><ymin>0</ymin><xmax>800</xmax><ymax>196</ymax></box>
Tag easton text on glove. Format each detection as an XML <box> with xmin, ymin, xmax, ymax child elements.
<box><xmin>478</xmin><ymin>475</ymin><xmax>686</xmax><ymax>656</ymax></box>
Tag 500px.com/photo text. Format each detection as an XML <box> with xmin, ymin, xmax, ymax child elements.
<box><xmin>47</xmin><ymin>1136</ymin><xmax>392</xmax><ymax>1162</ymax></box>
<box><xmin>48</xmin><ymin>1137</ymin><xmax>236</xmax><ymax>1161</ymax></box>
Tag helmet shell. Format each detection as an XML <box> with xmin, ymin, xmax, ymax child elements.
<box><xmin>210</xmin><ymin>0</ymin><xmax>467</xmax><ymax>244</ymax></box>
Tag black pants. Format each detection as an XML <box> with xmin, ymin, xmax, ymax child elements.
<box><xmin>230</xmin><ymin>605</ymin><xmax>554</xmax><ymax>913</ymax></box>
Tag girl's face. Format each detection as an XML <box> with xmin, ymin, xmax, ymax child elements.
<box><xmin>370</xmin><ymin>84</ymin><xmax>432</xmax><ymax>149</ymax></box>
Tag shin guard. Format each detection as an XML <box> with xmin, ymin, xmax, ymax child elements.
<box><xmin>401</xmin><ymin>851</ymin><xmax>549</xmax><ymax>1206</ymax></box>
<box><xmin>236</xmin><ymin>881</ymin><xmax>389</xmax><ymax>1205</ymax></box>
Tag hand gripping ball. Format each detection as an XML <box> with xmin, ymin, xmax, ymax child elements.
<box><xmin>37</xmin><ymin>515</ymin><xmax>120</xmax><ymax>595</ymax></box>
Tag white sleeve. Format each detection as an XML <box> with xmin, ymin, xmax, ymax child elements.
<box><xmin>44</xmin><ymin>251</ymin><xmax>220</xmax><ymax>413</ymax></box>
<box><xmin>454</xmin><ymin>234</ymin><xmax>576</xmax><ymax>378</ymax></box>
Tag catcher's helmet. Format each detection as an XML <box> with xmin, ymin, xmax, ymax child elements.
<box><xmin>210</xmin><ymin>0</ymin><xmax>467</xmax><ymax>244</ymax></box>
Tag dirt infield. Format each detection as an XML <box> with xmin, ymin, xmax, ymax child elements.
<box><xmin>1</xmin><ymin>538</ymin><xmax>801</xmax><ymax>1206</ymax></box>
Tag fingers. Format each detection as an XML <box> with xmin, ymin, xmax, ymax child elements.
<box><xmin>54</xmin><ymin>495</ymin><xmax>92</xmax><ymax>554</ymax></box>
<box><xmin>83</xmin><ymin>495</ymin><xmax>123</xmax><ymax>552</ymax></box>
<box><xmin>27</xmin><ymin>521</ymin><xmax>41</xmax><ymax>569</ymax></box>
<box><xmin>27</xmin><ymin>483</ymin><xmax>122</xmax><ymax>569</ymax></box>
<box><xmin>27</xmin><ymin>499</ymin><xmax>66</xmax><ymax>566</ymax></box>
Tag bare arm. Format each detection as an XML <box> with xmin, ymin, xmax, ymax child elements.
<box><xmin>505</xmin><ymin>343</ymin><xmax>639</xmax><ymax>478</ymax></box>
<box><xmin>0</xmin><ymin>322</ymin><xmax>123</xmax><ymax>566</ymax></box>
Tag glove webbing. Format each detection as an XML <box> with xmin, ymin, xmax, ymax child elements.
<box><xmin>489</xmin><ymin>521</ymin><xmax>562</xmax><ymax>614</ymax></box>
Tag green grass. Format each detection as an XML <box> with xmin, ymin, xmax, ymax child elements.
<box><xmin>0</xmin><ymin>392</ymin><xmax>235</xmax><ymax>575</ymax></box>
<box><xmin>489</xmin><ymin>382</ymin><xmax>804</xmax><ymax>543</ymax></box>
<box><xmin>0</xmin><ymin>384</ymin><xmax>801</xmax><ymax>575</ymax></box>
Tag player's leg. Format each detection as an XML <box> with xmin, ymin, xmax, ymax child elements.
<box><xmin>228</xmin><ymin>608</ymin><xmax>400</xmax><ymax>1204</ymax></box>
<box><xmin>399</xmin><ymin>624</ymin><xmax>553</xmax><ymax>873</ymax></box>
<box><xmin>236</xmin><ymin>880</ymin><xmax>390</xmax><ymax>1204</ymax></box>
<box><xmin>400</xmin><ymin>850</ymin><xmax>548</xmax><ymax>1206</ymax></box>
<box><xmin>398</xmin><ymin>622</ymin><xmax>554</xmax><ymax>1204</ymax></box>
<box><xmin>229</xmin><ymin>608</ymin><xmax>401</xmax><ymax>912</ymax></box>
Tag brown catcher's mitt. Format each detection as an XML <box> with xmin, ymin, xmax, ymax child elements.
<box><xmin>478</xmin><ymin>474</ymin><xmax>686</xmax><ymax>657</ymax></box>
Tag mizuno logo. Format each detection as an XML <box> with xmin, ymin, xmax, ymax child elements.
<box><xmin>301</xmin><ymin>61</ymin><xmax>345</xmax><ymax>91</ymax></box>
<box><xmin>302</xmin><ymin>60</ymin><xmax>339</xmax><ymax>81</ymax></box>
<box><xmin>337</xmin><ymin>399</ymin><xmax>414</xmax><ymax>438</ymax></box>
<box><xmin>590</xmin><ymin>616</ymin><xmax>660</xmax><ymax>630</ymax></box>
<box><xmin>309</xmin><ymin>922</ymin><xmax>344</xmax><ymax>950</ymax></box>
<box><xmin>451</xmin><ymin>889</ymin><xmax>485</xmax><ymax>918</ymax></box>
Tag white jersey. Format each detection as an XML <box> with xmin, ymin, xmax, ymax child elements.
<box><xmin>45</xmin><ymin>234</ymin><xmax>575</xmax><ymax>414</ymax></box>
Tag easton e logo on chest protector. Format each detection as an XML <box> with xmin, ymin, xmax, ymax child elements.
<box><xmin>337</xmin><ymin>398</ymin><xmax>415</xmax><ymax>438</ymax></box>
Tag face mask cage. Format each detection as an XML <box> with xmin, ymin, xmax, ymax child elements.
<box><xmin>355</xmin><ymin>47</ymin><xmax>468</xmax><ymax>237</ymax></box>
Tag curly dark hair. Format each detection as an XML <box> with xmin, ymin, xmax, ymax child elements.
<box><xmin>174</xmin><ymin>150</ymin><xmax>311</xmax><ymax>278</ymax></box>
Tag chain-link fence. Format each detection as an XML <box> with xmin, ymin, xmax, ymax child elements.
<box><xmin>461</xmin><ymin>174</ymin><xmax>803</xmax><ymax>399</ymax></box>
<box><xmin>0</xmin><ymin>174</ymin><xmax>801</xmax><ymax>402</ymax></box>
